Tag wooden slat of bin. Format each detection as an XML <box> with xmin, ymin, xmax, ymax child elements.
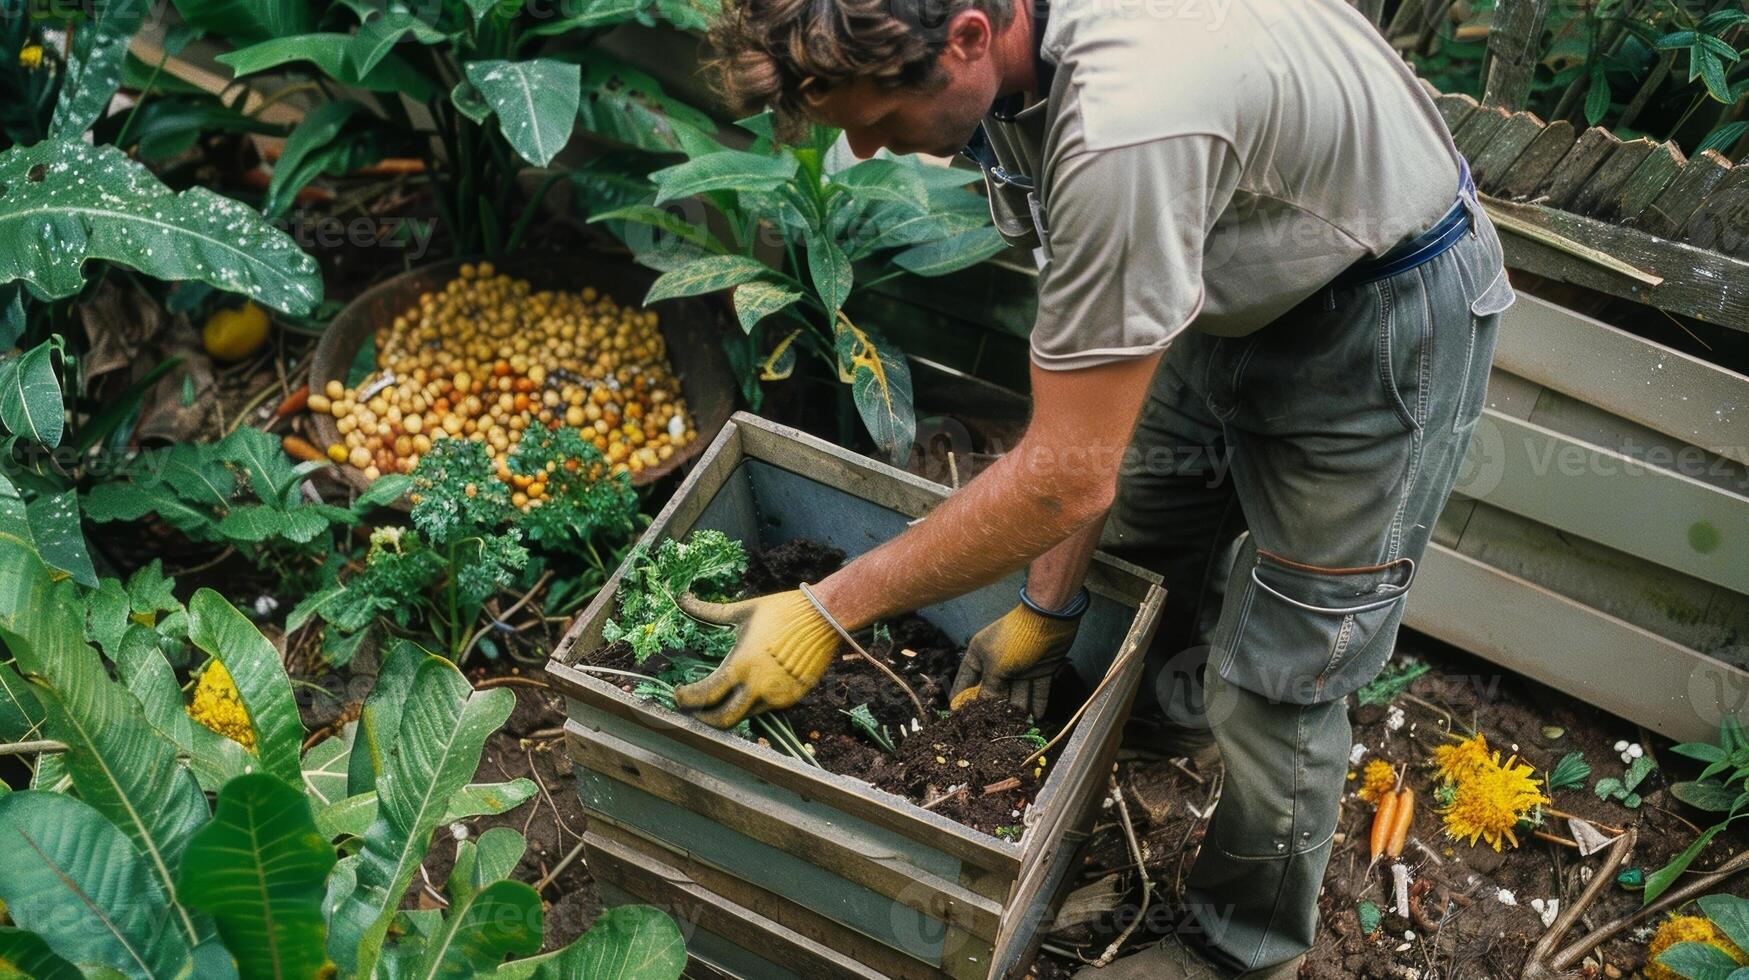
<box><xmin>584</xmin><ymin>831</ymin><xmax>877</xmax><ymax>980</ymax></box>
<box><xmin>1404</xmin><ymin>545</ymin><xmax>1748</xmax><ymax>744</ymax></box>
<box><xmin>1453</xmin><ymin>105</ymin><xmax>1512</xmax><ymax>159</ymax></box>
<box><xmin>1612</xmin><ymin>141</ymin><xmax>1687</xmax><ymax>223</ymax></box>
<box><xmin>1569</xmin><ymin>138</ymin><xmax>1654</xmax><ymax>217</ymax></box>
<box><xmin>586</xmin><ymin>819</ymin><xmax>980</xmax><ymax>980</ymax></box>
<box><xmin>565</xmin><ymin>719</ymin><xmax>1005</xmax><ymax>942</ymax></box>
<box><xmin>1538</xmin><ymin>127</ymin><xmax>1619</xmax><ymax>209</ymax></box>
<box><xmin>1681</xmin><ymin>166</ymin><xmax>1749</xmax><ymax>254</ymax></box>
<box><xmin>1642</xmin><ymin>150</ymin><xmax>1734</xmax><ymax>240</ymax></box>
<box><xmin>1493</xmin><ymin>293</ymin><xmax>1749</xmax><ymax>467</ymax></box>
<box><xmin>1434</xmin><ymin>92</ymin><xmax>1480</xmax><ymax>137</ymax></box>
<box><xmin>1496</xmin><ymin>120</ymin><xmax>1575</xmax><ymax>201</ymax></box>
<box><xmin>1470</xmin><ymin>111</ymin><xmax>1546</xmax><ymax>192</ymax></box>
<box><xmin>1456</xmin><ymin>410</ymin><xmax>1748</xmax><ymax>594</ymax></box>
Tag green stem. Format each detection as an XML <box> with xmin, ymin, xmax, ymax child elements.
<box><xmin>114</xmin><ymin>48</ymin><xmax>170</xmax><ymax>149</ymax></box>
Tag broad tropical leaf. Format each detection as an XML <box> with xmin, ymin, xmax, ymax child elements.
<box><xmin>538</xmin><ymin>905</ymin><xmax>686</xmax><ymax>980</ymax></box>
<box><xmin>345</xmin><ymin>639</ymin><xmax>428</xmax><ymax>796</ymax></box>
<box><xmin>302</xmin><ymin>732</ymin><xmax>353</xmax><ymax>808</ymax></box>
<box><xmin>326</xmin><ymin>656</ymin><xmax>515</xmax><ymax>976</ymax></box>
<box><xmin>732</xmin><ymin>280</ymin><xmax>804</xmax><ymax>333</ymax></box>
<box><xmin>179</xmin><ymin>774</ymin><xmax>336</xmax><ymax>980</ymax></box>
<box><xmin>111</xmin><ymin>624</ymin><xmax>252</xmax><ymax>793</ymax></box>
<box><xmin>50</xmin><ymin>0</ymin><xmax>147</xmax><ymax>137</ymax></box>
<box><xmin>0</xmin><ymin>927</ymin><xmax>83</xmax><ymax>980</ymax></box>
<box><xmin>891</xmin><ymin>227</ymin><xmax>1006</xmax><ymax>277</ymax></box>
<box><xmin>0</xmin><ymin>141</ymin><xmax>323</xmax><ymax>315</ymax></box>
<box><xmin>644</xmin><ymin>256</ymin><xmax>776</xmax><ymax>304</ymax></box>
<box><xmin>0</xmin><ymin>537</ymin><xmax>209</xmax><ymax>949</ymax></box>
<box><xmin>805</xmin><ymin>232</ymin><xmax>851</xmax><ymax>316</ymax></box>
<box><xmin>188</xmin><ymin>588</ymin><xmax>305</xmax><ymax>785</ymax></box>
<box><xmin>347</xmin><ymin>7</ymin><xmax>447</xmax><ymax>79</ymax></box>
<box><xmin>650</xmin><ymin>149</ymin><xmax>798</xmax><ymax>205</ymax></box>
<box><xmin>317</xmin><ymin>780</ymin><xmax>537</xmax><ymax>839</ymax></box>
<box><xmin>266</xmin><ymin>100</ymin><xmax>367</xmax><ymax>218</ymax></box>
<box><xmin>411</xmin><ymin>880</ymin><xmax>542</xmax><ymax>978</ymax></box>
<box><xmin>464</xmin><ymin>60</ymin><xmax>581</xmax><ymax>167</ymax></box>
<box><xmin>217</xmin><ymin>34</ymin><xmax>437</xmax><ymax>99</ymax></box>
<box><xmin>0</xmin><ymin>792</ymin><xmax>195</xmax><ymax>978</ymax></box>
<box><xmin>170</xmin><ymin>0</ymin><xmax>315</xmax><ymax>44</ymax></box>
<box><xmin>0</xmin><ymin>338</ymin><xmax>64</xmax><ymax>448</ymax></box>
<box><xmin>23</xmin><ymin>489</ymin><xmax>95</xmax><ymax>586</ymax></box>
<box><xmin>833</xmin><ymin>317</ymin><xmax>914</xmax><ymax>464</ymax></box>
<box><xmin>576</xmin><ymin>56</ymin><xmax>717</xmax><ymax>156</ymax></box>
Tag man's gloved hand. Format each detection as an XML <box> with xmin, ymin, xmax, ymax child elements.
<box><xmin>672</xmin><ymin>590</ymin><xmax>841</xmax><ymax>728</ymax></box>
<box><xmin>949</xmin><ymin>588</ymin><xmax>1088</xmax><ymax>718</ymax></box>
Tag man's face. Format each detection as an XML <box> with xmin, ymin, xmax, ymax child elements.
<box><xmin>803</xmin><ymin>10</ymin><xmax>1004</xmax><ymax>159</ymax></box>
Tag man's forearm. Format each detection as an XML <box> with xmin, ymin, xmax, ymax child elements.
<box><xmin>809</xmin><ymin>446</ymin><xmax>1111</xmax><ymax>630</ymax></box>
<box><xmin>1023</xmin><ymin>515</ymin><xmax>1106</xmax><ymax>610</ymax></box>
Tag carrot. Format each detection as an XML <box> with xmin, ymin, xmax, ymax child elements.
<box><xmin>273</xmin><ymin>384</ymin><xmax>310</xmax><ymax>419</ymax></box>
<box><xmin>1385</xmin><ymin>788</ymin><xmax>1415</xmax><ymax>858</ymax></box>
<box><xmin>282</xmin><ymin>435</ymin><xmax>326</xmax><ymax>462</ymax></box>
<box><xmin>1370</xmin><ymin>788</ymin><xmax>1400</xmax><ymax>860</ymax></box>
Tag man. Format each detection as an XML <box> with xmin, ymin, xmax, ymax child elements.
<box><xmin>673</xmin><ymin>0</ymin><xmax>1515</xmax><ymax>975</ymax></box>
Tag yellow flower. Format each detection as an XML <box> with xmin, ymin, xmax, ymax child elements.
<box><xmin>1647</xmin><ymin>915</ymin><xmax>1748</xmax><ymax>980</ymax></box>
<box><xmin>1439</xmin><ymin>751</ymin><xmax>1548</xmax><ymax>851</ymax></box>
<box><xmin>18</xmin><ymin>44</ymin><xmax>43</xmax><ymax>69</ymax></box>
<box><xmin>188</xmin><ymin>660</ymin><xmax>256</xmax><ymax>751</ymax></box>
<box><xmin>1432</xmin><ymin>733</ymin><xmax>1492</xmax><ymax>785</ymax></box>
<box><xmin>1358</xmin><ymin>758</ymin><xmax>1396</xmax><ymax>803</ymax></box>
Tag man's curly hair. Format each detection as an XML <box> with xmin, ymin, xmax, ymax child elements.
<box><xmin>707</xmin><ymin>0</ymin><xmax>1015</xmax><ymax>126</ymax></box>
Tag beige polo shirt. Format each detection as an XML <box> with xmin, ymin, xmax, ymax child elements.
<box><xmin>981</xmin><ymin>0</ymin><xmax>1463</xmax><ymax>369</ymax></box>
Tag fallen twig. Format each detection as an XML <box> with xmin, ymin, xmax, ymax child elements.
<box><xmin>1550</xmin><ymin>846</ymin><xmax>1749</xmax><ymax>973</ymax></box>
<box><xmin>1091</xmin><ymin>777</ymin><xmax>1151</xmax><ymax>967</ymax></box>
<box><xmin>1019</xmin><ymin>632</ymin><xmax>1149</xmax><ymax>771</ymax></box>
<box><xmin>983</xmin><ymin>776</ymin><xmax>1022</xmax><ymax>796</ymax></box>
<box><xmin>534</xmin><ymin>836</ymin><xmax>588</xmax><ymax>893</ymax></box>
<box><xmin>1520</xmin><ymin>828</ymin><xmax>1636</xmax><ymax>980</ymax></box>
<box><xmin>474</xmin><ymin>675</ymin><xmax>552</xmax><ymax>692</ymax></box>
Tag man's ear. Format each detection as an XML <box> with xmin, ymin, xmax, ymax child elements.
<box><xmin>942</xmin><ymin>8</ymin><xmax>994</xmax><ymax>63</ymax></box>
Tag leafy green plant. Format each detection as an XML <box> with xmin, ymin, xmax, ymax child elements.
<box><xmin>1653</xmin><ymin>894</ymin><xmax>1749</xmax><ymax>979</ymax></box>
<box><xmin>1548</xmin><ymin>750</ymin><xmax>1593</xmax><ymax>792</ymax></box>
<box><xmin>1596</xmin><ymin>753</ymin><xmax>1658</xmax><ymax>808</ymax></box>
<box><xmin>299</xmin><ymin>432</ymin><xmax>638</xmax><ymax>662</ymax></box>
<box><xmin>1356</xmin><ymin>661</ymin><xmax>1431</xmax><ymax>707</ymax></box>
<box><xmin>189</xmin><ymin>0</ymin><xmax>716</xmax><ymax>255</ymax></box>
<box><xmin>0</xmin><ymin>509</ymin><xmax>685</xmax><ymax>980</ymax></box>
<box><xmin>593</xmin><ymin>117</ymin><xmax>1003</xmax><ymax>461</ymax></box>
<box><xmin>1644</xmin><ymin>717</ymin><xmax>1749</xmax><ymax>904</ymax></box>
<box><xmin>603</xmin><ymin>528</ymin><xmax>748</xmax><ymax>662</ymax></box>
<box><xmin>843</xmin><ymin>702</ymin><xmax>895</xmax><ymax>753</ymax></box>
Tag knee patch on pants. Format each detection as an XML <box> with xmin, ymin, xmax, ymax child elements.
<box><xmin>1212</xmin><ymin>538</ymin><xmax>1414</xmax><ymax>705</ymax></box>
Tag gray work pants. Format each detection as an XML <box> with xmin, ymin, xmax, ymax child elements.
<box><xmin>1099</xmin><ymin>188</ymin><xmax>1514</xmax><ymax>971</ymax></box>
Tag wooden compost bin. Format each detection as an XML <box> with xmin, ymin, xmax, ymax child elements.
<box><xmin>546</xmin><ymin>412</ymin><xmax>1166</xmax><ymax>980</ymax></box>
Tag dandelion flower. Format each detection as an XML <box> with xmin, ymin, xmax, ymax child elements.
<box><xmin>1432</xmin><ymin>733</ymin><xmax>1492</xmax><ymax>785</ymax></box>
<box><xmin>1358</xmin><ymin>759</ymin><xmax>1397</xmax><ymax>803</ymax></box>
<box><xmin>1439</xmin><ymin>751</ymin><xmax>1547</xmax><ymax>851</ymax></box>
<box><xmin>18</xmin><ymin>44</ymin><xmax>43</xmax><ymax>69</ymax></box>
<box><xmin>1646</xmin><ymin>915</ymin><xmax>1747</xmax><ymax>980</ymax></box>
<box><xmin>188</xmin><ymin>660</ymin><xmax>255</xmax><ymax>751</ymax></box>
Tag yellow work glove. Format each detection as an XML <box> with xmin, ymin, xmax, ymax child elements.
<box><xmin>672</xmin><ymin>589</ymin><xmax>841</xmax><ymax>728</ymax></box>
<box><xmin>949</xmin><ymin>589</ymin><xmax>1087</xmax><ymax>719</ymax></box>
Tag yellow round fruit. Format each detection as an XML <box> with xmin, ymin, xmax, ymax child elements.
<box><xmin>202</xmin><ymin>303</ymin><xmax>270</xmax><ymax>361</ymax></box>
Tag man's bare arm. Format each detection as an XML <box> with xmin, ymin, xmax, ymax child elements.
<box><xmin>810</xmin><ymin>354</ymin><xmax>1160</xmax><ymax>630</ymax></box>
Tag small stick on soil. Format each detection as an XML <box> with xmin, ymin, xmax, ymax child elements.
<box><xmin>983</xmin><ymin>776</ymin><xmax>1022</xmax><ymax>796</ymax></box>
<box><xmin>1533</xmin><ymin>830</ymin><xmax>1581</xmax><ymax>849</ymax></box>
<box><xmin>0</xmin><ymin>739</ymin><xmax>67</xmax><ymax>757</ymax></box>
<box><xmin>461</xmin><ymin>570</ymin><xmax>554</xmax><ymax>662</ymax></box>
<box><xmin>1169</xmin><ymin>757</ymin><xmax>1207</xmax><ymax>786</ymax></box>
<box><xmin>1520</xmin><ymin>827</ymin><xmax>1636</xmax><ymax>980</ymax></box>
<box><xmin>534</xmin><ymin>836</ymin><xmax>588</xmax><ymax>893</ymax></box>
<box><xmin>921</xmin><ymin>785</ymin><xmax>967</xmax><ymax>811</ymax></box>
<box><xmin>1543</xmin><ymin>806</ymin><xmax>1625</xmax><ymax>836</ymax></box>
<box><xmin>1019</xmin><ymin>633</ymin><xmax>1151</xmax><ymax>771</ymax></box>
<box><xmin>1550</xmin><ymin>846</ymin><xmax>1749</xmax><ymax>974</ymax></box>
<box><xmin>798</xmin><ymin>582</ymin><xmax>927</xmax><ymax>723</ymax></box>
<box><xmin>474</xmin><ymin>675</ymin><xmax>553</xmax><ymax>692</ymax></box>
<box><xmin>1091</xmin><ymin>776</ymin><xmax>1151</xmax><ymax>968</ymax></box>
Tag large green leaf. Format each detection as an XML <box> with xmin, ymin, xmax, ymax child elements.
<box><xmin>576</xmin><ymin>56</ymin><xmax>717</xmax><ymax>156</ymax></box>
<box><xmin>0</xmin><ymin>536</ymin><xmax>209</xmax><ymax>949</ymax></box>
<box><xmin>0</xmin><ymin>660</ymin><xmax>42</xmax><ymax>743</ymax></box>
<box><xmin>0</xmin><ymin>339</ymin><xmax>64</xmax><ymax>448</ymax></box>
<box><xmin>731</xmin><ymin>280</ymin><xmax>804</xmax><ymax>333</ymax></box>
<box><xmin>217</xmin><ymin>34</ymin><xmax>436</xmax><ymax>99</ymax></box>
<box><xmin>804</xmin><ymin>232</ymin><xmax>851</xmax><ymax>317</ymax></box>
<box><xmin>0</xmin><ymin>927</ymin><xmax>83</xmax><ymax>980</ymax></box>
<box><xmin>347</xmin><ymin>7</ymin><xmax>447</xmax><ymax>79</ymax></box>
<box><xmin>111</xmin><ymin>624</ymin><xmax>253</xmax><ymax>793</ymax></box>
<box><xmin>1698</xmin><ymin>893</ymin><xmax>1749</xmax><ymax>954</ymax></box>
<box><xmin>650</xmin><ymin>149</ymin><xmax>798</xmax><ymax>205</ymax></box>
<box><xmin>50</xmin><ymin>0</ymin><xmax>147</xmax><ymax>137</ymax></box>
<box><xmin>23</xmin><ymin>489</ymin><xmax>94</xmax><ymax>586</ymax></box>
<box><xmin>302</xmin><ymin>732</ymin><xmax>353</xmax><ymax>809</ymax></box>
<box><xmin>0</xmin><ymin>792</ymin><xmax>195</xmax><ymax>978</ymax></box>
<box><xmin>317</xmin><ymin>780</ymin><xmax>538</xmax><ymax>838</ymax></box>
<box><xmin>178</xmin><ymin>774</ymin><xmax>336</xmax><ymax>980</ymax></box>
<box><xmin>891</xmin><ymin>226</ymin><xmax>1006</xmax><ymax>277</ymax></box>
<box><xmin>463</xmin><ymin>60</ymin><xmax>581</xmax><ymax>167</ymax></box>
<box><xmin>537</xmin><ymin>906</ymin><xmax>685</xmax><ymax>980</ymax></box>
<box><xmin>0</xmin><ymin>141</ymin><xmax>323</xmax><ymax>315</ymax></box>
<box><xmin>834</xmin><ymin>318</ymin><xmax>914</xmax><ymax>464</ymax></box>
<box><xmin>410</xmin><ymin>880</ymin><xmax>542</xmax><ymax>978</ymax></box>
<box><xmin>344</xmin><ymin>639</ymin><xmax>427</xmax><ymax>797</ymax></box>
<box><xmin>187</xmin><ymin>589</ymin><xmax>305</xmax><ymax>785</ymax></box>
<box><xmin>326</xmin><ymin>656</ymin><xmax>515</xmax><ymax>976</ymax></box>
<box><xmin>171</xmin><ymin>0</ymin><xmax>314</xmax><ymax>44</ymax></box>
<box><xmin>644</xmin><ymin>255</ymin><xmax>776</xmax><ymax>304</ymax></box>
<box><xmin>266</xmin><ymin>100</ymin><xmax>366</xmax><ymax>219</ymax></box>
<box><xmin>1657</xmin><ymin>941</ymin><xmax>1742</xmax><ymax>980</ymax></box>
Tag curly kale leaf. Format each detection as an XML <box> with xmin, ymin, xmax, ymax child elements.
<box><xmin>410</xmin><ymin>437</ymin><xmax>513</xmax><ymax>547</ymax></box>
<box><xmin>604</xmin><ymin>529</ymin><xmax>747</xmax><ymax>662</ymax></box>
<box><xmin>455</xmin><ymin>529</ymin><xmax>530</xmax><ymax>608</ymax></box>
<box><xmin>508</xmin><ymin>424</ymin><xmax>640</xmax><ymax>559</ymax></box>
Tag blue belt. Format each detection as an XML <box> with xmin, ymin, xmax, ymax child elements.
<box><xmin>1329</xmin><ymin>157</ymin><xmax>1474</xmax><ymax>293</ymax></box>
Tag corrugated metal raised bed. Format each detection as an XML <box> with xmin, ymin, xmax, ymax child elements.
<box><xmin>545</xmin><ymin>412</ymin><xmax>1165</xmax><ymax>980</ymax></box>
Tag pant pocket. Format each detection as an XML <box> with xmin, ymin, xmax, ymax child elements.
<box><xmin>1452</xmin><ymin>264</ymin><xmax>1513</xmax><ymax>432</ymax></box>
<box><xmin>1215</xmin><ymin>549</ymin><xmax>1415</xmax><ymax>704</ymax></box>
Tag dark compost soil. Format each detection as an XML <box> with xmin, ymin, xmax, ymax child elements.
<box><xmin>584</xmin><ymin>537</ymin><xmax>1045</xmax><ymax>835</ymax></box>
